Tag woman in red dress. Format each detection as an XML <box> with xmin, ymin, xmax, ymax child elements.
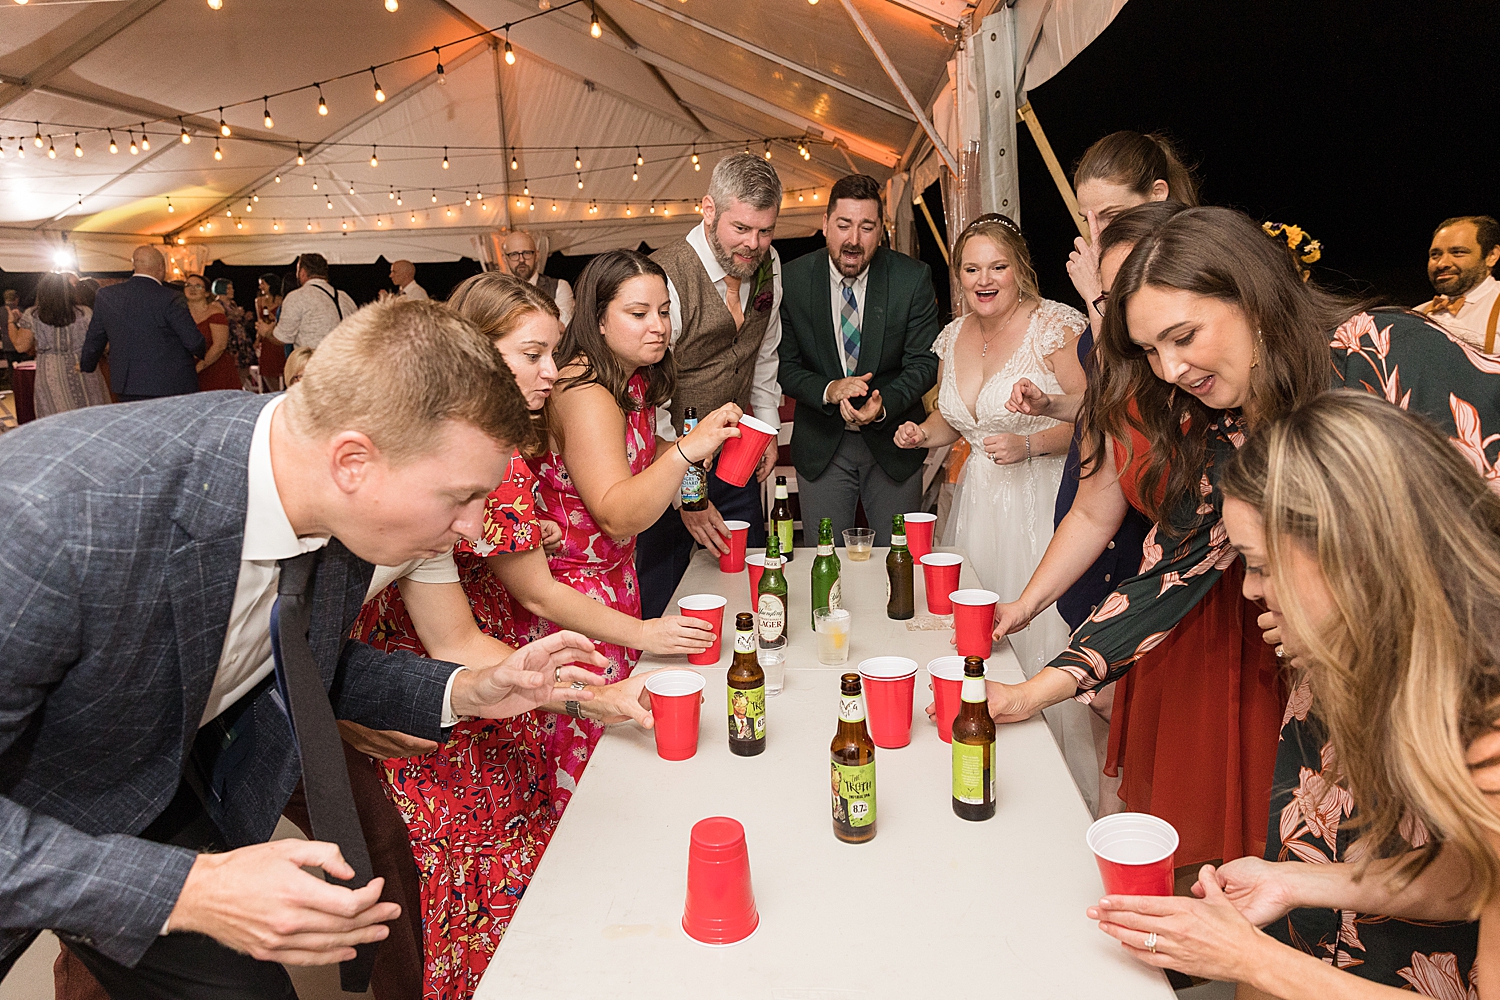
<box><xmin>184</xmin><ymin>274</ymin><xmax>239</xmax><ymax>391</ymax></box>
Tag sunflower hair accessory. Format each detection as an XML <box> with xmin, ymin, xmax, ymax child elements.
<box><xmin>1262</xmin><ymin>221</ymin><xmax>1322</xmax><ymax>267</ymax></box>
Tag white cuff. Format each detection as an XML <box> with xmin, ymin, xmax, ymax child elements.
<box><xmin>440</xmin><ymin>667</ymin><xmax>467</xmax><ymax>727</ymax></box>
<box><xmin>823</xmin><ymin>382</ymin><xmax>835</xmax><ymax>404</ymax></box>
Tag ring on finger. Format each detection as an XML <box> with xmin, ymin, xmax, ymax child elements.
<box><xmin>1144</xmin><ymin>931</ymin><xmax>1158</xmax><ymax>954</ymax></box>
<box><xmin>1275</xmin><ymin>644</ymin><xmax>1286</xmax><ymax>659</ymax></box>
<box><xmin>571</xmin><ymin>680</ymin><xmax>587</xmax><ymax>690</ymax></box>
<box><xmin>554</xmin><ymin>666</ymin><xmax>563</xmax><ymax>685</ymax></box>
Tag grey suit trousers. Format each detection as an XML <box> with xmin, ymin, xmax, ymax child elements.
<box><xmin>796</xmin><ymin>431</ymin><xmax>922</xmax><ymax>547</ymax></box>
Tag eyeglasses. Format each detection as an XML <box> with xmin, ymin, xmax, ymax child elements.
<box><xmin>1091</xmin><ymin>291</ymin><xmax>1109</xmax><ymax>316</ymax></box>
<box><xmin>504</xmin><ymin>250</ymin><xmax>536</xmax><ymax>261</ymax></box>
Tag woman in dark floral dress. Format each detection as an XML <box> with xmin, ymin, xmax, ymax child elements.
<box><xmin>987</xmin><ymin>207</ymin><xmax>1499</xmax><ymax>991</ymax></box>
<box><xmin>1092</xmin><ymin>392</ymin><xmax>1500</xmax><ymax>998</ymax></box>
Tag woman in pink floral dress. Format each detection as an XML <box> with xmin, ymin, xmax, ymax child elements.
<box><xmin>524</xmin><ymin>249</ymin><xmax>743</xmax><ymax>812</ymax></box>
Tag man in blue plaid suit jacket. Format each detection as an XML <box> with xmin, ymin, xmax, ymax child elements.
<box><xmin>0</xmin><ymin>299</ymin><xmax>604</xmax><ymax>998</ymax></box>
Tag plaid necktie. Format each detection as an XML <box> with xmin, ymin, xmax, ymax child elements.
<box><xmin>840</xmin><ymin>279</ymin><xmax>860</xmax><ymax>376</ymax></box>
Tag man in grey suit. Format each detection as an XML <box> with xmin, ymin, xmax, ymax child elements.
<box><xmin>80</xmin><ymin>245</ymin><xmax>206</xmax><ymax>400</ymax></box>
<box><xmin>0</xmin><ymin>299</ymin><xmax>604</xmax><ymax>998</ymax></box>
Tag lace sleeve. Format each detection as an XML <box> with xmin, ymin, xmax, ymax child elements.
<box><xmin>1034</xmin><ymin>299</ymin><xmax>1086</xmax><ymax>360</ymax></box>
<box><xmin>931</xmin><ymin>316</ymin><xmax>963</xmax><ymax>359</ymax></box>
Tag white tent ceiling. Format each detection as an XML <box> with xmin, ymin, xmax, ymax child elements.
<box><xmin>0</xmin><ymin>0</ymin><xmax>1121</xmax><ymax>271</ymax></box>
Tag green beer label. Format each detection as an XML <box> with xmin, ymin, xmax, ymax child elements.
<box><xmin>832</xmin><ymin>760</ymin><xmax>876</xmax><ymax>831</ymax></box>
<box><xmin>952</xmin><ymin>739</ymin><xmax>994</xmax><ymax>805</ymax></box>
<box><xmin>728</xmin><ymin>684</ymin><xmax>766</xmax><ymax>745</ymax></box>
<box><xmin>776</xmin><ymin>520</ymin><xmax>794</xmax><ymax>559</ymax></box>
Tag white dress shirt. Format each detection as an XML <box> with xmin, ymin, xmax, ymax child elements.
<box><xmin>659</xmin><ymin>222</ymin><xmax>783</xmax><ymax>441</ymax></box>
<box><xmin>275</xmin><ymin>278</ymin><xmax>357</xmax><ymax>351</ymax></box>
<box><xmin>399</xmin><ymin>281</ymin><xmax>429</xmax><ymax>302</ymax></box>
<box><xmin>1418</xmin><ymin>274</ymin><xmax>1500</xmax><ymax>351</ymax></box>
<box><xmin>822</xmin><ymin>259</ymin><xmax>877</xmax><ymax>427</ymax></box>
<box><xmin>528</xmin><ymin>271</ymin><xmax>574</xmax><ymax>328</ymax></box>
<box><xmin>203</xmin><ymin>395</ymin><xmax>465</xmax><ymax>729</ymax></box>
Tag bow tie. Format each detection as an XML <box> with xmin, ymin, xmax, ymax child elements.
<box><xmin>1428</xmin><ymin>295</ymin><xmax>1466</xmax><ymax>316</ymax></box>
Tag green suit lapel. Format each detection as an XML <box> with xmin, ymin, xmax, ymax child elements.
<box><xmin>811</xmin><ymin>250</ymin><xmax>842</xmax><ymax>378</ymax></box>
<box><xmin>856</xmin><ymin>249</ymin><xmax>889</xmax><ymax>377</ymax></box>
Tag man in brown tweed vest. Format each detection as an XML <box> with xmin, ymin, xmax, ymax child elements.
<box><xmin>636</xmin><ymin>154</ymin><xmax>785</xmax><ymax>618</ymax></box>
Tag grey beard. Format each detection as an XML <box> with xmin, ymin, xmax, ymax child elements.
<box><xmin>706</xmin><ymin>226</ymin><xmax>762</xmax><ymax>280</ymax></box>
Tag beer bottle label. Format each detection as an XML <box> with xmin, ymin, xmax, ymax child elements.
<box><xmin>757</xmin><ymin>594</ymin><xmax>785</xmax><ymax>642</ymax></box>
<box><xmin>952</xmin><ymin>740</ymin><xmax>995</xmax><ymax>805</ymax></box>
<box><xmin>832</xmin><ymin>759</ymin><xmax>876</xmax><ymax>831</ymax></box>
<box><xmin>891</xmin><ymin>533</ymin><xmax>906</xmax><ymax>548</ymax></box>
<box><xmin>728</xmin><ymin>684</ymin><xmax>766</xmax><ymax>744</ymax></box>
<box><xmin>776</xmin><ymin>520</ymin><xmax>794</xmax><ymax>558</ymax></box>
<box><xmin>733</xmin><ymin>630</ymin><xmax>755</xmax><ymax>654</ymax></box>
<box><xmin>838</xmin><ymin>693</ymin><xmax>866</xmax><ymax>723</ymax></box>
<box><xmin>817</xmin><ymin>542</ymin><xmax>833</xmax><ymax>556</ymax></box>
<box><xmin>679</xmin><ymin>464</ymin><xmax>706</xmax><ymax>505</ymax></box>
<box><xmin>828</xmin><ymin>577</ymin><xmax>842</xmax><ymax>611</ymax></box>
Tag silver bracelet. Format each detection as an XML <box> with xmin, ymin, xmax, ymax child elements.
<box><xmin>1025</xmin><ymin>435</ymin><xmax>1032</xmax><ymax>462</ymax></box>
<box><xmin>564</xmin><ymin>700</ymin><xmax>585</xmax><ymax>719</ymax></box>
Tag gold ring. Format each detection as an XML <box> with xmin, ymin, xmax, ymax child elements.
<box><xmin>554</xmin><ymin>666</ymin><xmax>563</xmax><ymax>685</ymax></box>
<box><xmin>1144</xmin><ymin>932</ymin><xmax>1158</xmax><ymax>954</ymax></box>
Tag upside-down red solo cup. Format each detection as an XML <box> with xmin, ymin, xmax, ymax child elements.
<box><xmin>677</xmin><ymin>594</ymin><xmax>728</xmax><ymax>666</ymax></box>
<box><xmin>857</xmin><ymin>656</ymin><xmax>918</xmax><ymax>749</ymax></box>
<box><xmin>950</xmin><ymin>589</ymin><xmax>999</xmax><ymax>659</ymax></box>
<box><xmin>745</xmin><ymin>553</ymin><xmax>766</xmax><ymax>604</ymax></box>
<box><xmin>714</xmin><ymin>415</ymin><xmax>777</xmax><ymax>488</ymax></box>
<box><xmin>925</xmin><ymin>655</ymin><xmax>966</xmax><ymax>744</ymax></box>
<box><xmin>904</xmin><ymin>512</ymin><xmax>937</xmax><ymax>560</ymax></box>
<box><xmin>719</xmin><ymin>520</ymin><xmax>751</xmax><ymax>573</ymax></box>
<box><xmin>920</xmin><ymin>553</ymin><xmax>964</xmax><ymax>615</ymax></box>
<box><xmin>646</xmin><ymin>670</ymin><xmax>707</xmax><ymax>761</ymax></box>
<box><xmin>1086</xmin><ymin>813</ymin><xmax>1179</xmax><ymax>897</ymax></box>
<box><xmin>682</xmin><ymin>816</ymin><xmax>759</xmax><ymax>946</ymax></box>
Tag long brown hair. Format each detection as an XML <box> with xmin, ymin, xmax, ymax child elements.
<box><xmin>1080</xmin><ymin>206</ymin><xmax>1357</xmax><ymax>529</ymax></box>
<box><xmin>1221</xmin><ymin>392</ymin><xmax>1500</xmax><ymax>910</ymax></box>
<box><xmin>1075</xmin><ymin>131</ymin><xmax>1201</xmax><ymax>207</ymax></box>
<box><xmin>555</xmin><ymin>248</ymin><xmax>674</xmax><ymax>412</ymax></box>
<box><xmin>447</xmin><ymin>271</ymin><xmax>558</xmax><ymax>456</ymax></box>
<box><xmin>34</xmin><ymin>272</ymin><xmax>80</xmax><ymax>328</ymax></box>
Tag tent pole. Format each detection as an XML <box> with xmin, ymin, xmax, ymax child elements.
<box><xmin>1017</xmin><ymin>102</ymin><xmax>1088</xmax><ymax>239</ymax></box>
<box><xmin>837</xmin><ymin>0</ymin><xmax>958</xmax><ymax>177</ymax></box>
<box><xmin>912</xmin><ymin>194</ymin><xmax>949</xmax><ymax>265</ymax></box>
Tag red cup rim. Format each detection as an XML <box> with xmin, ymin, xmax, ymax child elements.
<box><xmin>677</xmin><ymin>593</ymin><xmax>728</xmax><ymax>612</ymax></box>
<box><xmin>920</xmin><ymin>553</ymin><xmax>963</xmax><ymax>567</ymax></box>
<box><xmin>734</xmin><ymin>414</ymin><xmax>776</xmax><ymax>437</ymax></box>
<box><xmin>925</xmin><ymin>655</ymin><xmax>967</xmax><ymax>681</ymax></box>
<box><xmin>745</xmin><ymin>553</ymin><xmax>766</xmax><ymax>566</ymax></box>
<box><xmin>949</xmin><ymin>588</ymin><xmax>1000</xmax><ymax>606</ymax></box>
<box><xmin>903</xmin><ymin>512</ymin><xmax>937</xmax><ymax>523</ymax></box>
<box><xmin>645</xmin><ymin>670</ymin><xmax>707</xmax><ymax>696</ymax></box>
<box><xmin>1086</xmin><ymin>813</ymin><xmax>1180</xmax><ymax>866</ymax></box>
<box><xmin>857</xmin><ymin>656</ymin><xmax>919</xmax><ymax>680</ymax></box>
<box><xmin>721</xmin><ymin>520</ymin><xmax>751</xmax><ymax>531</ymax></box>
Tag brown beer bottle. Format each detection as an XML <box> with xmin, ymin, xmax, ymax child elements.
<box><xmin>951</xmin><ymin>656</ymin><xmax>996</xmax><ymax>821</ymax></box>
<box><xmin>678</xmin><ymin>407</ymin><xmax>709</xmax><ymax>512</ymax></box>
<box><xmin>726</xmin><ymin>612</ymin><xmax>766</xmax><ymax>757</ymax></box>
<box><xmin>830</xmin><ymin>673</ymin><xmax>877</xmax><ymax>843</ymax></box>
<box><xmin>886</xmin><ymin>513</ymin><xmax>914</xmax><ymax>620</ymax></box>
<box><xmin>771</xmin><ymin>475</ymin><xmax>794</xmax><ymax>561</ymax></box>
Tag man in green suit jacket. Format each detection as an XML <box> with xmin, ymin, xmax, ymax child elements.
<box><xmin>778</xmin><ymin>174</ymin><xmax>942</xmax><ymax>546</ymax></box>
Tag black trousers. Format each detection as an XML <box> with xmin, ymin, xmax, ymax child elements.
<box><xmin>60</xmin><ymin>781</ymin><xmax>296</xmax><ymax>1000</ymax></box>
<box><xmin>636</xmin><ymin>473</ymin><xmax>766</xmax><ymax>620</ymax></box>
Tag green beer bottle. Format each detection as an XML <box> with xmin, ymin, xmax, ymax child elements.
<box><xmin>810</xmin><ymin>517</ymin><xmax>842</xmax><ymax>628</ymax></box>
<box><xmin>756</xmin><ymin>531</ymin><xmax>788</xmax><ymax>644</ymax></box>
<box><xmin>886</xmin><ymin>513</ymin><xmax>914</xmax><ymax>620</ymax></box>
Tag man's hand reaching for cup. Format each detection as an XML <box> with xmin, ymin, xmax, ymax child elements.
<box><xmin>450</xmin><ymin>630</ymin><xmax>608</xmax><ymax>719</ymax></box>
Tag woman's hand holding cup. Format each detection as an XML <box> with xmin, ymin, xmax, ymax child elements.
<box><xmin>679</xmin><ymin>402</ymin><xmax>744</xmax><ymax>464</ymax></box>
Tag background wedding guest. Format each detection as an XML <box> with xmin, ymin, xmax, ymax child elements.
<box><xmin>778</xmin><ymin>173</ymin><xmax>941</xmax><ymax>546</ymax></box>
<box><xmin>259</xmin><ymin>252</ymin><xmax>355</xmax><ymax>351</ymax></box>
<box><xmin>254</xmin><ymin>273</ymin><xmax>286</xmax><ymax>391</ymax></box>
<box><xmin>503</xmin><ymin>230</ymin><xmax>573</xmax><ymax>326</ymax></box>
<box><xmin>389</xmin><ymin>260</ymin><xmax>428</xmax><ymax>301</ymax></box>
<box><xmin>211</xmin><ymin>278</ymin><xmax>257</xmax><ymax>390</ymax></box>
<box><xmin>184</xmin><ymin>275</ymin><xmax>239</xmax><ymax>393</ymax></box>
<box><xmin>1417</xmin><ymin>214</ymin><xmax>1500</xmax><ymax>352</ymax></box>
<box><xmin>80</xmin><ymin>245</ymin><xmax>204</xmax><ymax>401</ymax></box>
<box><xmin>13</xmin><ymin>272</ymin><xmax>108</xmax><ymax>418</ymax></box>
<box><xmin>637</xmin><ymin>152</ymin><xmax>784</xmax><ymax>618</ymax></box>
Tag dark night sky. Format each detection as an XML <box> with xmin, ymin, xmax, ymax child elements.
<box><xmin>1008</xmin><ymin>0</ymin><xmax>1498</xmax><ymax>309</ymax></box>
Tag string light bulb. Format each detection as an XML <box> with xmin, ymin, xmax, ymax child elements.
<box><xmin>528</xmin><ymin>199</ymin><xmax>535</xmax><ymax>212</ymax></box>
<box><xmin>575</xmin><ymin>148</ymin><xmax>582</xmax><ymax>170</ymax></box>
<box><xmin>128</xmin><ymin>131</ymin><xmax>138</xmax><ymax>155</ymax></box>
<box><xmin>632</xmin><ymin>168</ymin><xmax>638</xmax><ymax>182</ymax></box>
<box><xmin>589</xmin><ymin>3</ymin><xmax>602</xmax><ymax>38</ymax></box>
<box><xmin>764</xmin><ymin>141</ymin><xmax>772</xmax><ymax>160</ymax></box>
<box><xmin>311</xmin><ymin>177</ymin><xmax>318</xmax><ymax>190</ymax></box>
<box><xmin>296</xmin><ymin>144</ymin><xmax>305</xmax><ymax>166</ymax></box>
<box><xmin>46</xmin><ymin>138</ymin><xmax>56</xmax><ymax>159</ymax></box>
<box><xmin>691</xmin><ymin>143</ymin><xmax>700</xmax><ymax>171</ymax></box>
<box><xmin>625</xmin><ymin>205</ymin><xmax>632</xmax><ymax>216</ymax></box>
<box><xmin>522</xmin><ymin>180</ymin><xmax>529</xmax><ymax>196</ymax></box>
<box><xmin>504</xmin><ymin>36</ymin><xmax>515</xmax><ymax>65</ymax></box>
<box><xmin>384</xmin><ymin>0</ymin><xmax>398</xmax><ymax>10</ymax></box>
<box><xmin>441</xmin><ymin>147</ymin><xmax>449</xmax><ymax>169</ymax></box>
<box><xmin>236</xmin><ymin>218</ymin><xmax>244</xmax><ymax>230</ymax></box>
<box><xmin>108</xmin><ymin>130</ymin><xmax>118</xmax><ymax>153</ymax></box>
<box><xmin>636</xmin><ymin>146</ymin><xmax>644</xmax><ymax>166</ymax></box>
<box><xmin>317</xmin><ymin>85</ymin><xmax>328</xmax><ymax>115</ymax></box>
<box><xmin>576</xmin><ymin>173</ymin><xmax>584</xmax><ymax>189</ymax></box>
<box><xmin>431</xmin><ymin>189</ymin><xmax>437</xmax><ymax>202</ymax></box>
<box><xmin>396</xmin><ymin>191</ymin><xmax>403</xmax><ymax>205</ymax></box>
<box><xmin>410</xmin><ymin>211</ymin><xmax>417</xmax><ymax>223</ymax></box>
<box><xmin>371</xmin><ymin>68</ymin><xmax>386</xmax><ymax>102</ymax></box>
<box><xmin>244</xmin><ymin>200</ymin><xmax>252</xmax><ymax>212</ymax></box>
<box><xmin>225</xmin><ymin>208</ymin><xmax>232</xmax><ymax>217</ymax></box>
<box><xmin>551</xmin><ymin>200</ymin><xmax>558</xmax><ymax>212</ymax></box>
<box><xmin>179</xmin><ymin>118</ymin><xmax>191</xmax><ymax>144</ymax></box>
<box><xmin>510</xmin><ymin>154</ymin><xmax>519</xmax><ymax>170</ymax></box>
<box><xmin>263</xmin><ymin>98</ymin><xmax>274</xmax><ymax>129</ymax></box>
<box><xmin>433</xmin><ymin>47</ymin><xmax>445</xmax><ymax>83</ymax></box>
<box><xmin>389</xmin><ymin>187</ymin><xmax>395</xmax><ymax>200</ymax></box>
<box><xmin>369</xmin><ymin>145</ymin><xmax>379</xmax><ymax>167</ymax></box>
<box><xmin>218</xmin><ymin>109</ymin><xmax>230</xmax><ymax>137</ymax></box>
<box><xmin>274</xmin><ymin>174</ymin><xmax>281</xmax><ymax>183</ymax></box>
<box><xmin>326</xmin><ymin>197</ymin><xmax>333</xmax><ymax>209</ymax></box>
<box><xmin>341</xmin><ymin>218</ymin><xmax>349</xmax><ymax>229</ymax></box>
<box><xmin>348</xmin><ymin>181</ymin><xmax>355</xmax><ymax>195</ymax></box>
<box><xmin>213</xmin><ymin>141</ymin><xmax>223</xmax><ymax>160</ymax></box>
<box><xmin>480</xmin><ymin>198</ymin><xmax>488</xmax><ymax>211</ymax></box>
<box><xmin>446</xmin><ymin>207</ymin><xmax>453</xmax><ymax>217</ymax></box>
<box><xmin>139</xmin><ymin>125</ymin><xmax>149</xmax><ymax>150</ymax></box>
<box><xmin>308</xmin><ymin>220</ymin><xmax>314</xmax><ymax>231</ymax></box>
<box><xmin>166</xmin><ymin>197</ymin><xmax>174</xmax><ymax>213</ymax></box>
<box><xmin>207</xmin><ymin>0</ymin><xmax>222</xmax><ymax>9</ymax></box>
<box><xmin>252</xmin><ymin>191</ymin><xmax>259</xmax><ymax>202</ymax></box>
<box><xmin>33</xmin><ymin>124</ymin><xmax>42</xmax><ymax>148</ymax></box>
<box><xmin>273</xmin><ymin>220</ymin><xmax>280</xmax><ymax>231</ymax></box>
<box><xmin>465</xmin><ymin>193</ymin><xmax>472</xmax><ymax>205</ymax></box>
<box><xmin>70</xmin><ymin>137</ymin><xmax>83</xmax><ymax>157</ymax></box>
<box><xmin>376</xmin><ymin>216</ymin><xmax>383</xmax><ymax>226</ymax></box>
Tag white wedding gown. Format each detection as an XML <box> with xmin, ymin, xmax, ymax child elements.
<box><xmin>935</xmin><ymin>300</ymin><xmax>1105</xmax><ymax>811</ymax></box>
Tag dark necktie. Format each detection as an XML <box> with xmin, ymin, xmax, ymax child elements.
<box><xmin>273</xmin><ymin>550</ymin><xmax>378</xmax><ymax>994</ymax></box>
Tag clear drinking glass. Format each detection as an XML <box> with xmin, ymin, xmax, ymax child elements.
<box><xmin>757</xmin><ymin>635</ymin><xmax>787</xmax><ymax>696</ymax></box>
<box><xmin>842</xmin><ymin>528</ymin><xmax>875</xmax><ymax>561</ymax></box>
<box><xmin>814</xmin><ymin>607</ymin><xmax>852</xmax><ymax>665</ymax></box>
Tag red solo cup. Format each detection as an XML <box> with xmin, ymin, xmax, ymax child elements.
<box><xmin>1086</xmin><ymin>813</ymin><xmax>1179</xmax><ymax>896</ymax></box>
<box><xmin>682</xmin><ymin>816</ymin><xmax>759</xmax><ymax>946</ymax></box>
<box><xmin>920</xmin><ymin>553</ymin><xmax>963</xmax><ymax>615</ymax></box>
<box><xmin>904</xmin><ymin>512</ymin><xmax>937</xmax><ymax>560</ymax></box>
<box><xmin>745</xmin><ymin>553</ymin><xmax>766</xmax><ymax>603</ymax></box>
<box><xmin>714</xmin><ymin>415</ymin><xmax>776</xmax><ymax>488</ymax></box>
<box><xmin>645</xmin><ymin>670</ymin><xmax>707</xmax><ymax>760</ymax></box>
<box><xmin>719</xmin><ymin>520</ymin><xmax>751</xmax><ymax>573</ymax></box>
<box><xmin>950</xmin><ymin>589</ymin><xmax>999</xmax><ymax>659</ymax></box>
<box><xmin>677</xmin><ymin>594</ymin><xmax>728</xmax><ymax>666</ymax></box>
<box><xmin>925</xmin><ymin>655</ymin><xmax>966</xmax><ymax>743</ymax></box>
<box><xmin>857</xmin><ymin>656</ymin><xmax>918</xmax><ymax>749</ymax></box>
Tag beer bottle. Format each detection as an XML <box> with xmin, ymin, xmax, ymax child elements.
<box><xmin>810</xmin><ymin>517</ymin><xmax>842</xmax><ymax>628</ymax></box>
<box><xmin>678</xmin><ymin>407</ymin><xmax>709</xmax><ymax>512</ymax></box>
<box><xmin>727</xmin><ymin>612</ymin><xmax>766</xmax><ymax>756</ymax></box>
<box><xmin>771</xmin><ymin>475</ymin><xmax>794</xmax><ymax>562</ymax></box>
<box><xmin>951</xmin><ymin>656</ymin><xmax>996</xmax><ymax>821</ymax></box>
<box><xmin>886</xmin><ymin>513</ymin><xmax>914</xmax><ymax>620</ymax></box>
<box><xmin>830</xmin><ymin>672</ymin><xmax>877</xmax><ymax>843</ymax></box>
<box><xmin>756</xmin><ymin>532</ymin><xmax>788</xmax><ymax>644</ymax></box>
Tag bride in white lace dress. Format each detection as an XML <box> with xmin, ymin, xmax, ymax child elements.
<box><xmin>895</xmin><ymin>217</ymin><xmax>1101</xmax><ymax>802</ymax></box>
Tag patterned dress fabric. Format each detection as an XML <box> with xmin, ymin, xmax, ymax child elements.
<box><xmin>349</xmin><ymin>451</ymin><xmax>555</xmax><ymax>1000</ymax></box>
<box><xmin>1051</xmin><ymin>310</ymin><xmax>1496</xmax><ymax>991</ymax></box>
<box><xmin>521</xmin><ymin>372</ymin><xmax>655</xmax><ymax>815</ymax></box>
<box><xmin>19</xmin><ymin>306</ymin><xmax>109</xmax><ymax>417</ymax></box>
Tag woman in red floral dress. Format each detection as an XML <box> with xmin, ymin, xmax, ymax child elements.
<box><xmin>523</xmin><ymin>249</ymin><xmax>743</xmax><ymax>813</ymax></box>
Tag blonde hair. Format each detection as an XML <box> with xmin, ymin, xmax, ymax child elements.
<box><xmin>283</xmin><ymin>298</ymin><xmax>534</xmax><ymax>463</ymax></box>
<box><xmin>1222</xmin><ymin>391</ymin><xmax>1500</xmax><ymax>912</ymax></box>
<box><xmin>951</xmin><ymin>218</ymin><xmax>1039</xmax><ymax>304</ymax></box>
<box><xmin>282</xmin><ymin>346</ymin><xmax>314</xmax><ymax>385</ymax></box>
